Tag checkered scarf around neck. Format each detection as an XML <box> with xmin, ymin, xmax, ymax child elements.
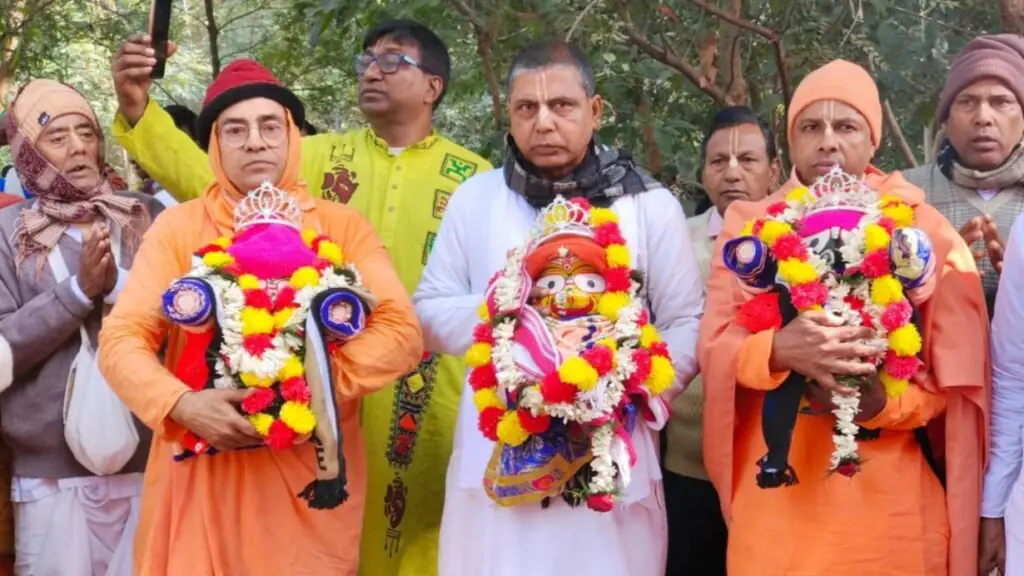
<box><xmin>4</xmin><ymin>87</ymin><xmax>147</xmax><ymax>274</ymax></box>
<box><xmin>502</xmin><ymin>134</ymin><xmax>661</xmax><ymax>209</ymax></box>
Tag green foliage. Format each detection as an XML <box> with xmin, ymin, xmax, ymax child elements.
<box><xmin>0</xmin><ymin>0</ymin><xmax>1007</xmax><ymax>199</ymax></box>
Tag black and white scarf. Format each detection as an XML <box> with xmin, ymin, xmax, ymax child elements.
<box><xmin>502</xmin><ymin>135</ymin><xmax>661</xmax><ymax>208</ymax></box>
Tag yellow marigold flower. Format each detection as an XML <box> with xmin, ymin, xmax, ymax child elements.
<box><xmin>870</xmin><ymin>275</ymin><xmax>903</xmax><ymax>306</ymax></box>
<box><xmin>879</xmin><ymin>370</ymin><xmax>909</xmax><ymax>398</ymax></box>
<box><xmin>589</xmin><ymin>207</ymin><xmax>619</xmax><ymax>226</ymax></box>
<box><xmin>250</xmin><ymin>413</ymin><xmax>274</xmax><ymax>436</ymax></box>
<box><xmin>597</xmin><ymin>291</ymin><xmax>629</xmax><ymax>321</ymax></box>
<box><xmin>741</xmin><ymin>220</ymin><xmax>756</xmax><ymax>236</ymax></box>
<box><xmin>274</xmin><ymin>308</ymin><xmax>294</xmax><ymax>330</ymax></box>
<box><xmin>646</xmin><ymin>355</ymin><xmax>676</xmax><ymax>395</ymax></box>
<box><xmin>240</xmin><ymin>307</ymin><xmax>275</xmax><ymax>336</ymax></box>
<box><xmin>213</xmin><ymin>236</ymin><xmax>232</xmax><ymax>249</ymax></box>
<box><xmin>465</xmin><ymin>342</ymin><xmax>492</xmax><ymax>368</ymax></box>
<box><xmin>864</xmin><ymin>224</ymin><xmax>891</xmax><ymax>253</ymax></box>
<box><xmin>279</xmin><ymin>401</ymin><xmax>316</xmax><ymax>435</ymax></box>
<box><xmin>290</xmin><ymin>266</ymin><xmax>321</xmax><ymax>289</ymax></box>
<box><xmin>888</xmin><ymin>324</ymin><xmax>923</xmax><ymax>357</ymax></box>
<box><xmin>477</xmin><ymin>302</ymin><xmax>491</xmax><ymax>322</ymax></box>
<box><xmin>778</xmin><ymin>258</ymin><xmax>818</xmax><ymax>285</ymax></box>
<box><xmin>241</xmin><ymin>372</ymin><xmax>274</xmax><ymax>388</ymax></box>
<box><xmin>278</xmin><ymin>355</ymin><xmax>304</xmax><ymax>381</ymax></box>
<box><xmin>882</xmin><ymin>203</ymin><xmax>914</xmax><ymax>227</ymax></box>
<box><xmin>785</xmin><ymin>186</ymin><xmax>812</xmax><ymax>205</ymax></box>
<box><xmin>238</xmin><ymin>274</ymin><xmax>261</xmax><ymax>290</ymax></box>
<box><xmin>496</xmin><ymin>411</ymin><xmax>529</xmax><ymax>447</ymax></box>
<box><xmin>639</xmin><ymin>324</ymin><xmax>661</xmax><ymax>348</ymax></box>
<box><xmin>473</xmin><ymin>388</ymin><xmax>503</xmax><ymax>412</ymax></box>
<box><xmin>202</xmin><ymin>251</ymin><xmax>235</xmax><ymax>268</ymax></box>
<box><xmin>758</xmin><ymin>220</ymin><xmax>793</xmax><ymax>247</ymax></box>
<box><xmin>559</xmin><ymin>356</ymin><xmax>599</xmax><ymax>391</ymax></box>
<box><xmin>317</xmin><ymin>241</ymin><xmax>344</xmax><ymax>266</ymax></box>
<box><xmin>606</xmin><ymin>244</ymin><xmax>631</xmax><ymax>268</ymax></box>
<box><xmin>301</xmin><ymin>229</ymin><xmax>319</xmax><ymax>247</ymax></box>
<box><xmin>596</xmin><ymin>338</ymin><xmax>618</xmax><ymax>352</ymax></box>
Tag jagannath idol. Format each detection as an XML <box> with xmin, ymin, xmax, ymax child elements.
<box><xmin>161</xmin><ymin>180</ymin><xmax>376</xmax><ymax>509</ymax></box>
<box><xmin>464</xmin><ymin>195</ymin><xmax>676</xmax><ymax>512</ymax></box>
<box><xmin>722</xmin><ymin>165</ymin><xmax>937</xmax><ymax>486</ymax></box>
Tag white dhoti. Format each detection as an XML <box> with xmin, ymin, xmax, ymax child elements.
<box><xmin>438</xmin><ymin>458</ymin><xmax>667</xmax><ymax>576</ymax></box>
<box><xmin>12</xmin><ymin>473</ymin><xmax>141</xmax><ymax>576</ymax></box>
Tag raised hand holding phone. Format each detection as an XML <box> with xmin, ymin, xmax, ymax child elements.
<box><xmin>148</xmin><ymin>0</ymin><xmax>172</xmax><ymax>79</ymax></box>
<box><xmin>111</xmin><ymin>34</ymin><xmax>177</xmax><ymax>126</ymax></box>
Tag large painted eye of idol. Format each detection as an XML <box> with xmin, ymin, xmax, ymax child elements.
<box><xmin>529</xmin><ymin>247</ymin><xmax>606</xmax><ymax>319</ymax></box>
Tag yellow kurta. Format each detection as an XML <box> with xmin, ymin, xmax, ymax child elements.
<box><xmin>113</xmin><ymin>102</ymin><xmax>491</xmax><ymax>575</ymax></box>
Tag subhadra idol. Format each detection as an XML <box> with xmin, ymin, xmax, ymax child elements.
<box><xmin>465</xmin><ymin>196</ymin><xmax>676</xmax><ymax>512</ymax></box>
<box><xmin>161</xmin><ymin>181</ymin><xmax>376</xmax><ymax>510</ymax></box>
<box><xmin>722</xmin><ymin>166</ymin><xmax>936</xmax><ymax>486</ymax></box>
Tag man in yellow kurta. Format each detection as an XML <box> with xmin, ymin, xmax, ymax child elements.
<box><xmin>98</xmin><ymin>59</ymin><xmax>422</xmax><ymax>574</ymax></box>
<box><xmin>110</xmin><ymin>20</ymin><xmax>490</xmax><ymax>575</ymax></box>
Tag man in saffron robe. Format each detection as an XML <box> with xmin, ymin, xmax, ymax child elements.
<box><xmin>700</xmin><ymin>59</ymin><xmax>989</xmax><ymax>575</ymax></box>
<box><xmin>97</xmin><ymin>60</ymin><xmax>422</xmax><ymax>574</ymax></box>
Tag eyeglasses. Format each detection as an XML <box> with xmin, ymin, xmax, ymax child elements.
<box><xmin>354</xmin><ymin>52</ymin><xmax>422</xmax><ymax>76</ymax></box>
<box><xmin>218</xmin><ymin>120</ymin><xmax>287</xmax><ymax>149</ymax></box>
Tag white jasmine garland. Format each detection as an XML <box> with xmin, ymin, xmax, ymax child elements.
<box><xmin>185</xmin><ymin>262</ymin><xmax>364</xmax><ymax>391</ymax></box>
<box><xmin>830</xmin><ymin>390</ymin><xmax>861</xmax><ymax>469</ymax></box>
<box><xmin>486</xmin><ymin>243</ymin><xmax>652</xmax><ymax>497</ymax></box>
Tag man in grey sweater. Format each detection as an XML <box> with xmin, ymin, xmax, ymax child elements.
<box><xmin>0</xmin><ymin>79</ymin><xmax>162</xmax><ymax>575</ymax></box>
<box><xmin>903</xmin><ymin>34</ymin><xmax>1024</xmax><ymax>315</ymax></box>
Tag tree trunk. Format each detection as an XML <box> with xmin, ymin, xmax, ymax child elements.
<box><xmin>1000</xmin><ymin>0</ymin><xmax>1024</xmax><ymax>34</ymax></box>
<box><xmin>204</xmin><ymin>0</ymin><xmax>221</xmax><ymax>77</ymax></box>
<box><xmin>636</xmin><ymin>80</ymin><xmax>663</xmax><ymax>176</ymax></box>
<box><xmin>0</xmin><ymin>0</ymin><xmax>29</xmax><ymax>103</ymax></box>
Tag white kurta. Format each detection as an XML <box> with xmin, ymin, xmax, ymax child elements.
<box><xmin>413</xmin><ymin>169</ymin><xmax>705</xmax><ymax>576</ymax></box>
<box><xmin>984</xmin><ymin>213</ymin><xmax>1024</xmax><ymax>574</ymax></box>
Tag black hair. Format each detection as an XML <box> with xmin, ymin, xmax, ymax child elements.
<box><xmin>695</xmin><ymin>106</ymin><xmax>778</xmax><ymax>215</ymax></box>
<box><xmin>363</xmin><ymin>19</ymin><xmax>451</xmax><ymax>109</ymax></box>
<box><xmin>303</xmin><ymin>121</ymin><xmax>319</xmax><ymax>136</ymax></box>
<box><xmin>698</xmin><ymin>106</ymin><xmax>777</xmax><ymax>167</ymax></box>
<box><xmin>506</xmin><ymin>40</ymin><xmax>596</xmax><ymax>97</ymax></box>
<box><xmin>164</xmin><ymin>104</ymin><xmax>198</xmax><ymax>141</ymax></box>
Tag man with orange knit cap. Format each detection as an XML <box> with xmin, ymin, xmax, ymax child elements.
<box><xmin>700</xmin><ymin>59</ymin><xmax>989</xmax><ymax>575</ymax></box>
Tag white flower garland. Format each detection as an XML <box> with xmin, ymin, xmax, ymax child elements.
<box><xmin>489</xmin><ymin>245</ymin><xmax>645</xmax><ymax>496</ymax></box>
<box><xmin>185</xmin><ymin>263</ymin><xmax>363</xmax><ymax>390</ymax></box>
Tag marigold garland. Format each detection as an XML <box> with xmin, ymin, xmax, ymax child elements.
<box><xmin>188</xmin><ymin>228</ymin><xmax>357</xmax><ymax>449</ymax></box>
<box><xmin>735</xmin><ymin>179</ymin><xmax>926</xmax><ymax>474</ymax></box>
<box><xmin>466</xmin><ymin>196</ymin><xmax>676</xmax><ymax>510</ymax></box>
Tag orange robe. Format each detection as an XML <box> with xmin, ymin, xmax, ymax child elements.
<box><xmin>700</xmin><ymin>167</ymin><xmax>989</xmax><ymax>576</ymax></box>
<box><xmin>98</xmin><ymin>191</ymin><xmax>422</xmax><ymax>574</ymax></box>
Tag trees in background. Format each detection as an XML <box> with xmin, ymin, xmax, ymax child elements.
<box><xmin>0</xmin><ymin>0</ymin><xmax>1013</xmax><ymax>199</ymax></box>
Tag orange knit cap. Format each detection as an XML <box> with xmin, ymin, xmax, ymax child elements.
<box><xmin>786</xmin><ymin>59</ymin><xmax>882</xmax><ymax>147</ymax></box>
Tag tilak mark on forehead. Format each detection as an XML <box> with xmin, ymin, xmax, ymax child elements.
<box><xmin>535</xmin><ymin>72</ymin><xmax>551</xmax><ymax>123</ymax></box>
<box><xmin>824</xmin><ymin>101</ymin><xmax>836</xmax><ymax>136</ymax></box>
<box><xmin>728</xmin><ymin>127</ymin><xmax>740</xmax><ymax>168</ymax></box>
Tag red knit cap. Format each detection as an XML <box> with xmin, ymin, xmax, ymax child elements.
<box><xmin>196</xmin><ymin>58</ymin><xmax>305</xmax><ymax>150</ymax></box>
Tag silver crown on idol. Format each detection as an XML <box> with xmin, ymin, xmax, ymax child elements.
<box><xmin>528</xmin><ymin>195</ymin><xmax>596</xmax><ymax>247</ymax></box>
<box><xmin>233</xmin><ymin>180</ymin><xmax>302</xmax><ymax>230</ymax></box>
<box><xmin>803</xmin><ymin>165</ymin><xmax>878</xmax><ymax>215</ymax></box>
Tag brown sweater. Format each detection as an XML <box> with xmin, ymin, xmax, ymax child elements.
<box><xmin>0</xmin><ymin>192</ymin><xmax>163</xmax><ymax>478</ymax></box>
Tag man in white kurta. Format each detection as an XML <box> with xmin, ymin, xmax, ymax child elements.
<box><xmin>413</xmin><ymin>40</ymin><xmax>703</xmax><ymax>575</ymax></box>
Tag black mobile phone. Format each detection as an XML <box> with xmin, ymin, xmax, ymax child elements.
<box><xmin>149</xmin><ymin>0</ymin><xmax>172</xmax><ymax>79</ymax></box>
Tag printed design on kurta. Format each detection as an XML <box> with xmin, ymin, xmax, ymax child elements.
<box><xmin>320</xmin><ymin>164</ymin><xmax>359</xmax><ymax>204</ymax></box>
<box><xmin>439</xmin><ymin>153</ymin><xmax>478</xmax><ymax>184</ymax></box>
<box><xmin>421</xmin><ymin>231</ymin><xmax>437</xmax><ymax>265</ymax></box>
<box><xmin>381</xmin><ymin>353</ymin><xmax>439</xmax><ymax>557</ymax></box>
<box><xmin>432</xmin><ymin>189</ymin><xmax>451</xmax><ymax>220</ymax></box>
<box><xmin>384</xmin><ymin>352</ymin><xmax>439</xmax><ymax>470</ymax></box>
<box><xmin>383</xmin><ymin>473</ymin><xmax>409</xmax><ymax>557</ymax></box>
